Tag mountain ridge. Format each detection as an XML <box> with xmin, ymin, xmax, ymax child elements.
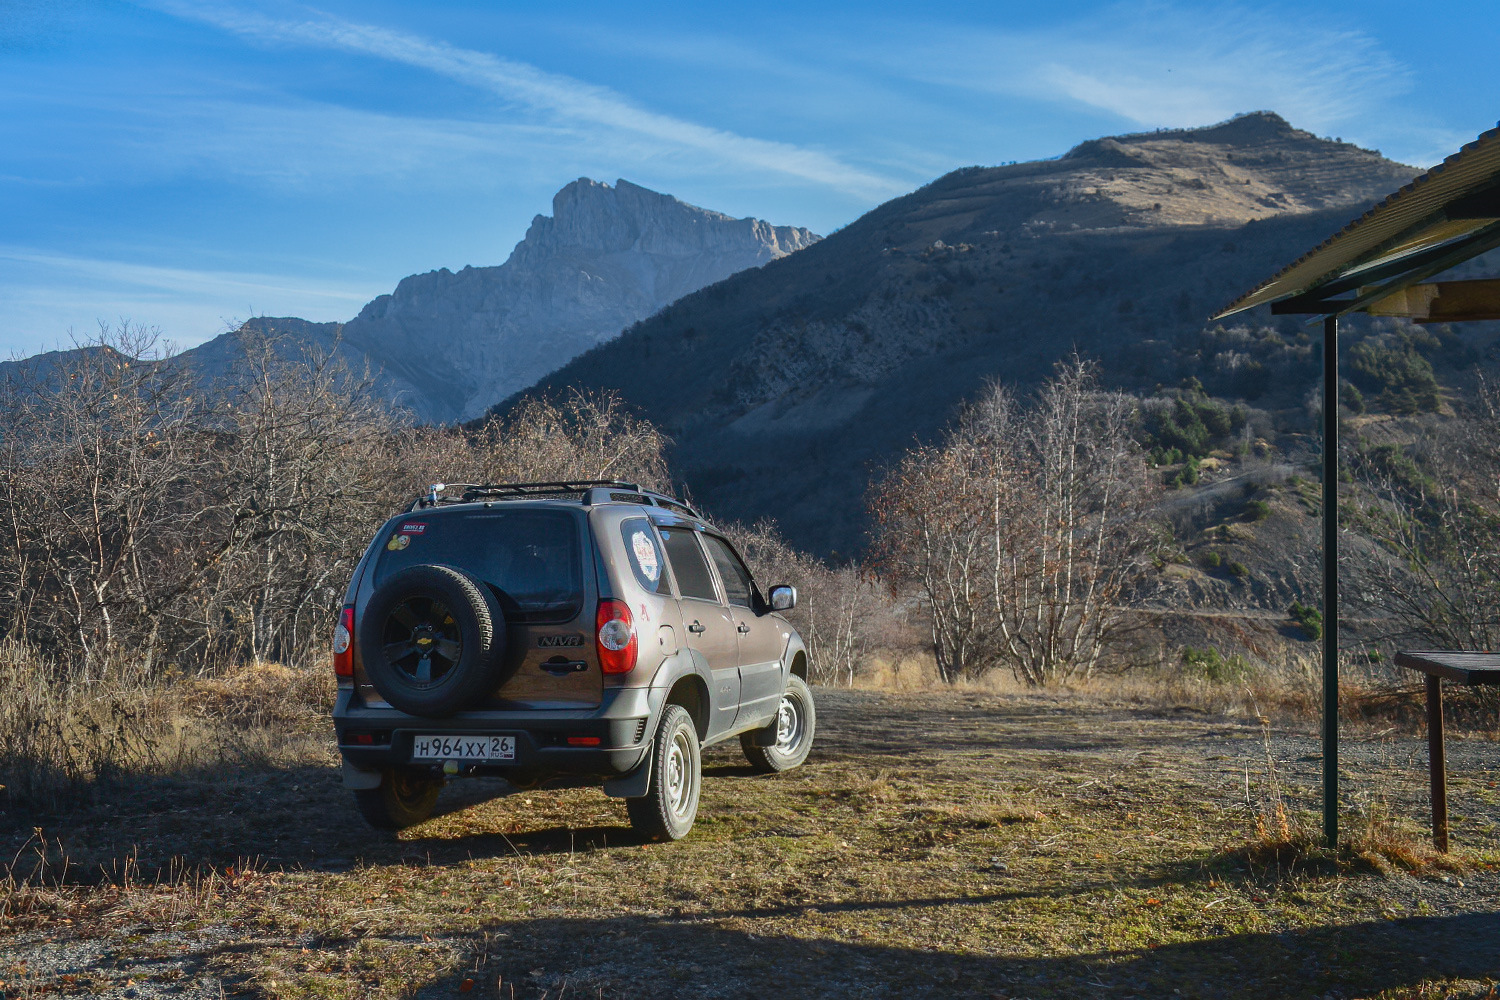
<box><xmin>501</xmin><ymin>113</ymin><xmax>1424</xmax><ymax>556</ymax></box>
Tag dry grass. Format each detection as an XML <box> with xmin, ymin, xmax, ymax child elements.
<box><xmin>0</xmin><ymin>643</ymin><xmax>334</xmax><ymax>815</ymax></box>
<box><xmin>0</xmin><ymin>686</ymin><xmax>1496</xmax><ymax>999</ymax></box>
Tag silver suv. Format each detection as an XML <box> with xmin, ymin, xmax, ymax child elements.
<box><xmin>332</xmin><ymin>481</ymin><xmax>815</xmax><ymax>841</ymax></box>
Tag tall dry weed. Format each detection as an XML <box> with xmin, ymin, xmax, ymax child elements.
<box><xmin>0</xmin><ymin>640</ymin><xmax>189</xmax><ymax>811</ymax></box>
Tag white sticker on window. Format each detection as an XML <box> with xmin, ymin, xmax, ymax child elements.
<box><xmin>631</xmin><ymin>529</ymin><xmax>661</xmax><ymax>583</ymax></box>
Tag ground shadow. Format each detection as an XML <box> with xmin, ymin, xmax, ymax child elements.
<box><xmin>404</xmin><ymin>907</ymin><xmax>1500</xmax><ymax>999</ymax></box>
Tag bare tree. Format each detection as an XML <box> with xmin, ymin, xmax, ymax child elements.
<box><xmin>872</xmin><ymin>359</ymin><xmax>1159</xmax><ymax>685</ymax></box>
<box><xmin>727</xmin><ymin>521</ymin><xmax>897</xmax><ymax>686</ymax></box>
<box><xmin>1350</xmin><ymin>375</ymin><xmax>1500</xmax><ymax>650</ymax></box>
<box><xmin>0</xmin><ymin>326</ymin><xmax>206</xmax><ymax>670</ymax></box>
<box><xmin>0</xmin><ymin>327</ymin><xmax>678</xmax><ymax>677</ymax></box>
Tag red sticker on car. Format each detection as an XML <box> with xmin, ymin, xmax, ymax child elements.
<box><xmin>399</xmin><ymin>522</ymin><xmax>427</xmax><ymax>535</ymax></box>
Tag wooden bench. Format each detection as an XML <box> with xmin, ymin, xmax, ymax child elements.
<box><xmin>1393</xmin><ymin>651</ymin><xmax>1500</xmax><ymax>851</ymax></box>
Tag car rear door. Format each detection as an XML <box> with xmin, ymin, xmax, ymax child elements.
<box><xmin>701</xmin><ymin>533</ymin><xmax>785</xmax><ymax>729</ymax></box>
<box><xmin>656</xmin><ymin>525</ymin><xmax>740</xmax><ymax>741</ymax></box>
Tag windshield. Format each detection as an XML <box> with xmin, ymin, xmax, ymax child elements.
<box><xmin>373</xmin><ymin>509</ymin><xmax>584</xmax><ymax>622</ymax></box>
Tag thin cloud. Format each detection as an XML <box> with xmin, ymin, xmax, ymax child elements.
<box><xmin>0</xmin><ymin>245</ymin><xmax>380</xmax><ymax>353</ymax></box>
<box><xmin>0</xmin><ymin>246</ymin><xmax>375</xmax><ymax>303</ymax></box>
<box><xmin>150</xmin><ymin>2</ymin><xmax>904</xmax><ymax>200</ymax></box>
<box><xmin>890</xmin><ymin>2</ymin><xmax>1409</xmax><ymax>137</ymax></box>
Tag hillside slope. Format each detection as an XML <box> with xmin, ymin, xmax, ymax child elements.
<box><xmin>508</xmin><ymin>113</ymin><xmax>1420</xmax><ymax>555</ymax></box>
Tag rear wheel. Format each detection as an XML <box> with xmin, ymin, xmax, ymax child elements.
<box><xmin>741</xmin><ymin>675</ymin><xmax>816</xmax><ymax>773</ymax></box>
<box><xmin>354</xmin><ymin>767</ymin><xmax>442</xmax><ymax>830</ymax></box>
<box><xmin>626</xmin><ymin>705</ymin><xmax>701</xmax><ymax>841</ymax></box>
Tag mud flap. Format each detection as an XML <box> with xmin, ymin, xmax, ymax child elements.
<box><xmin>750</xmin><ymin>722</ymin><xmax>779</xmax><ymax>747</ymax></box>
<box><xmin>602</xmin><ymin>754</ymin><xmax>652</xmax><ymax>799</ymax></box>
<box><xmin>341</xmin><ymin>760</ymin><xmax>384</xmax><ymax>789</ymax></box>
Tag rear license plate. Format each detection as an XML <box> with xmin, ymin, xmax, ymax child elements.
<box><xmin>411</xmin><ymin>735</ymin><xmax>515</xmax><ymax>761</ymax></box>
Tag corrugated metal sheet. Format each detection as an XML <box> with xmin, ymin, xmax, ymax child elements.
<box><xmin>1215</xmin><ymin>122</ymin><xmax>1500</xmax><ymax>318</ymax></box>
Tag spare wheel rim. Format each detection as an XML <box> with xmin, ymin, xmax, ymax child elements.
<box><xmin>381</xmin><ymin>595</ymin><xmax>463</xmax><ymax>686</ymax></box>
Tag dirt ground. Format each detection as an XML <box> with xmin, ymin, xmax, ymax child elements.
<box><xmin>2</xmin><ymin>688</ymin><xmax>1498</xmax><ymax>1000</ymax></box>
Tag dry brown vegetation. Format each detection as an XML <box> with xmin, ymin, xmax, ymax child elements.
<box><xmin>870</xmin><ymin>359</ymin><xmax>1160</xmax><ymax>685</ymax></box>
<box><xmin>2</xmin><ymin>689</ymin><xmax>1497</xmax><ymax>999</ymax></box>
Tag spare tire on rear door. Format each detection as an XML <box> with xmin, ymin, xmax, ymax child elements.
<box><xmin>357</xmin><ymin>564</ymin><xmax>506</xmax><ymax>717</ymax></box>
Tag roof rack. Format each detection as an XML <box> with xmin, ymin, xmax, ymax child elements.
<box><xmin>408</xmin><ymin>480</ymin><xmax>701</xmax><ymax>518</ymax></box>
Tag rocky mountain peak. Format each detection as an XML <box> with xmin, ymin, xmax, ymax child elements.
<box><xmin>516</xmin><ymin>178</ymin><xmax>816</xmax><ymax>261</ymax></box>
<box><xmin>192</xmin><ymin>179</ymin><xmax>819</xmax><ymax>424</ymax></box>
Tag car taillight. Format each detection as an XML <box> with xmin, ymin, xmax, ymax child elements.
<box><xmin>333</xmin><ymin>606</ymin><xmax>355</xmax><ymax>678</ymax></box>
<box><xmin>595</xmin><ymin>599</ymin><xmax>637</xmax><ymax>674</ymax></box>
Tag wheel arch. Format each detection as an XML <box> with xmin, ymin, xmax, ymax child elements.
<box><xmin>789</xmin><ymin>649</ymin><xmax>809</xmax><ymax>683</ymax></box>
<box><xmin>665</xmin><ymin>674</ymin><xmax>710</xmax><ymax>742</ymax></box>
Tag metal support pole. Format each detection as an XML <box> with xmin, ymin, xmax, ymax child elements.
<box><xmin>1322</xmin><ymin>314</ymin><xmax>1340</xmax><ymax>849</ymax></box>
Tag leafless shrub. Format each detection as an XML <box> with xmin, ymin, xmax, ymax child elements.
<box><xmin>458</xmin><ymin>390</ymin><xmax>672</xmax><ymax>491</ymax></box>
<box><xmin>871</xmin><ymin>358</ymin><xmax>1161</xmax><ymax>684</ymax></box>
<box><xmin>1351</xmin><ymin>376</ymin><xmax>1500</xmax><ymax>652</ymax></box>
<box><xmin>0</xmin><ymin>327</ymin><xmax>675</xmax><ymax>678</ymax></box>
<box><xmin>726</xmin><ymin>521</ymin><xmax>907</xmax><ymax>686</ymax></box>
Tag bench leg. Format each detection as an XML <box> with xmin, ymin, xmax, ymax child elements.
<box><xmin>1426</xmin><ymin>675</ymin><xmax>1449</xmax><ymax>853</ymax></box>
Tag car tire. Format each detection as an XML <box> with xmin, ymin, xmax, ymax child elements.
<box><xmin>741</xmin><ymin>675</ymin><xmax>816</xmax><ymax>774</ymax></box>
<box><xmin>357</xmin><ymin>564</ymin><xmax>506</xmax><ymax>717</ymax></box>
<box><xmin>353</xmin><ymin>767</ymin><xmax>442</xmax><ymax>830</ymax></box>
<box><xmin>625</xmin><ymin>705</ymin><xmax>701</xmax><ymax>841</ymax></box>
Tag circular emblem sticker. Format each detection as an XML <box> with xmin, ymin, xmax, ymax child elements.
<box><xmin>631</xmin><ymin>530</ymin><xmax>660</xmax><ymax>583</ymax></box>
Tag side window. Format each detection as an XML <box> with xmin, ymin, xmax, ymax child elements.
<box><xmin>702</xmin><ymin>535</ymin><xmax>755</xmax><ymax>609</ymax></box>
<box><xmin>620</xmin><ymin>518</ymin><xmax>671</xmax><ymax>596</ymax></box>
<box><xmin>658</xmin><ymin>528</ymin><xmax>719</xmax><ymax>602</ymax></box>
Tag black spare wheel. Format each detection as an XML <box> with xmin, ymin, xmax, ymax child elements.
<box><xmin>358</xmin><ymin>564</ymin><xmax>505</xmax><ymax>716</ymax></box>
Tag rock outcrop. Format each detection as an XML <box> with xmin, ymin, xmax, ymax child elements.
<box><xmin>193</xmin><ymin>179</ymin><xmax>818</xmax><ymax>422</ymax></box>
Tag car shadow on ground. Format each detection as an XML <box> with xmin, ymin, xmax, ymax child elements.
<box><xmin>409</xmin><ymin>907</ymin><xmax>1500</xmax><ymax>999</ymax></box>
<box><xmin>23</xmin><ymin>897</ymin><xmax>1498</xmax><ymax>999</ymax></box>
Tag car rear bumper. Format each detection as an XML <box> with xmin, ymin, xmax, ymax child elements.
<box><xmin>333</xmin><ymin>686</ymin><xmax>655</xmax><ymax>777</ymax></box>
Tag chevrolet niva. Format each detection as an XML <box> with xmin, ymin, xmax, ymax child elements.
<box><xmin>332</xmin><ymin>481</ymin><xmax>815</xmax><ymax>841</ymax></box>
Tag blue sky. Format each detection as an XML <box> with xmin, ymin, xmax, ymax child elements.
<box><xmin>2</xmin><ymin>0</ymin><xmax>1495</xmax><ymax>358</ymax></box>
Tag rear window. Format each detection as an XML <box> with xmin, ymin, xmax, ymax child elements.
<box><xmin>621</xmin><ymin>518</ymin><xmax>671</xmax><ymax>595</ymax></box>
<box><xmin>373</xmin><ymin>510</ymin><xmax>583</xmax><ymax>622</ymax></box>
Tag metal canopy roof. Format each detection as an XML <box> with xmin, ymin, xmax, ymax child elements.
<box><xmin>1215</xmin><ymin>121</ymin><xmax>1500</xmax><ymax>319</ymax></box>
<box><xmin>1206</xmin><ymin>121</ymin><xmax>1500</xmax><ymax>853</ymax></box>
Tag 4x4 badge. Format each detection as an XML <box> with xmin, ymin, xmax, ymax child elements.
<box><xmin>537</xmin><ymin>634</ymin><xmax>585</xmax><ymax>648</ymax></box>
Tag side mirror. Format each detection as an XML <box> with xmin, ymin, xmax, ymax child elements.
<box><xmin>768</xmin><ymin>585</ymin><xmax>797</xmax><ymax>612</ymax></box>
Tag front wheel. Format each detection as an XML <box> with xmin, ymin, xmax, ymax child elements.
<box><xmin>353</xmin><ymin>767</ymin><xmax>442</xmax><ymax>830</ymax></box>
<box><xmin>741</xmin><ymin>675</ymin><xmax>816</xmax><ymax>774</ymax></box>
<box><xmin>626</xmin><ymin>705</ymin><xmax>701</xmax><ymax>841</ymax></box>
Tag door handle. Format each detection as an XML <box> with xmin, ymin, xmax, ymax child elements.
<box><xmin>737</xmin><ymin>623</ymin><xmax>751</xmax><ymax>634</ymax></box>
<box><xmin>541</xmin><ymin>658</ymin><xmax>588</xmax><ymax>675</ymax></box>
<box><xmin>687</xmin><ymin>621</ymin><xmax>706</xmax><ymax>634</ymax></box>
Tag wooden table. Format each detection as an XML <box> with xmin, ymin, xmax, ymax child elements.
<box><xmin>1393</xmin><ymin>651</ymin><xmax>1500</xmax><ymax>851</ymax></box>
